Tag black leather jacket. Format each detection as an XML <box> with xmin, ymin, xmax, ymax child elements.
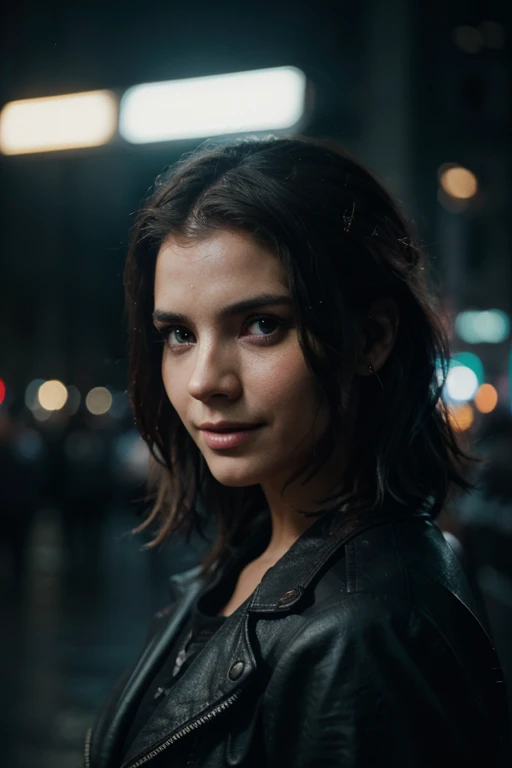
<box><xmin>86</xmin><ymin>505</ymin><xmax>511</xmax><ymax>767</ymax></box>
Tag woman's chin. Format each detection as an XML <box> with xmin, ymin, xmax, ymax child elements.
<box><xmin>210</xmin><ymin>472</ymin><xmax>260</xmax><ymax>488</ymax></box>
<box><xmin>204</xmin><ymin>460</ymin><xmax>263</xmax><ymax>488</ymax></box>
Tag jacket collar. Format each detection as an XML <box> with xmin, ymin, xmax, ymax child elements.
<box><xmin>249</xmin><ymin>498</ymin><xmax>430</xmax><ymax>612</ymax></box>
<box><xmin>121</xmin><ymin>499</ymin><xmax>429</xmax><ymax>767</ymax></box>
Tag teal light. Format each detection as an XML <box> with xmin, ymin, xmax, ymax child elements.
<box><xmin>455</xmin><ymin>309</ymin><xmax>510</xmax><ymax>344</ymax></box>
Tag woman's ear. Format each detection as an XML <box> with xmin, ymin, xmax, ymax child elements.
<box><xmin>355</xmin><ymin>297</ymin><xmax>399</xmax><ymax>376</ymax></box>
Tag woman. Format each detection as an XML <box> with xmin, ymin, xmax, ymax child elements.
<box><xmin>86</xmin><ymin>136</ymin><xmax>510</xmax><ymax>767</ymax></box>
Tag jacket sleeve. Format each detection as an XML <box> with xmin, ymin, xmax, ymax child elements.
<box><xmin>263</xmin><ymin>593</ymin><xmax>494</xmax><ymax>767</ymax></box>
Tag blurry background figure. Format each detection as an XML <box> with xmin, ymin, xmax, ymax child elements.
<box><xmin>60</xmin><ymin>410</ymin><xmax>112</xmax><ymax>589</ymax></box>
<box><xmin>438</xmin><ymin>408</ymin><xmax>512</xmax><ymax>729</ymax></box>
<box><xmin>0</xmin><ymin>407</ymin><xmax>46</xmax><ymax>603</ymax></box>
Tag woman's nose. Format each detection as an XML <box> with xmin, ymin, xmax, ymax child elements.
<box><xmin>187</xmin><ymin>343</ymin><xmax>242</xmax><ymax>401</ymax></box>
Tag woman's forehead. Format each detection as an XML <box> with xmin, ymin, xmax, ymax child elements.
<box><xmin>154</xmin><ymin>230</ymin><xmax>289</xmax><ymax>299</ymax></box>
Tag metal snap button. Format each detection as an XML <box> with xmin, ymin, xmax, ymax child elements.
<box><xmin>279</xmin><ymin>588</ymin><xmax>298</xmax><ymax>603</ymax></box>
<box><xmin>228</xmin><ymin>661</ymin><xmax>245</xmax><ymax>681</ymax></box>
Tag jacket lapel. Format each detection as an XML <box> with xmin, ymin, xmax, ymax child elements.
<box><xmin>121</xmin><ymin>598</ymin><xmax>257</xmax><ymax>767</ymax></box>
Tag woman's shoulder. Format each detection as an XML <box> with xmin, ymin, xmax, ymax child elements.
<box><xmin>315</xmin><ymin>512</ymin><xmax>480</xmax><ymax>608</ymax></box>
<box><xmin>272</xmin><ymin>512</ymin><xmax>488</xmax><ymax>655</ymax></box>
<box><xmin>265</xmin><ymin>514</ymin><xmax>499</xmax><ymax>695</ymax></box>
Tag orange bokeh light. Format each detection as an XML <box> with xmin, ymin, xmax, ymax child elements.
<box><xmin>447</xmin><ymin>403</ymin><xmax>474</xmax><ymax>432</ymax></box>
<box><xmin>474</xmin><ymin>383</ymin><xmax>498</xmax><ymax>414</ymax></box>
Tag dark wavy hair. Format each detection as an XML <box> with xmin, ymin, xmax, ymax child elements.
<box><xmin>124</xmin><ymin>135</ymin><xmax>474</xmax><ymax>574</ymax></box>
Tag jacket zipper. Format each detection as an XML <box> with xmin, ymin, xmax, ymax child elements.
<box><xmin>125</xmin><ymin>689</ymin><xmax>242</xmax><ymax>768</ymax></box>
<box><xmin>123</xmin><ymin>689</ymin><xmax>242</xmax><ymax>768</ymax></box>
<box><xmin>83</xmin><ymin>689</ymin><xmax>242</xmax><ymax>768</ymax></box>
<box><xmin>84</xmin><ymin>726</ymin><xmax>92</xmax><ymax>768</ymax></box>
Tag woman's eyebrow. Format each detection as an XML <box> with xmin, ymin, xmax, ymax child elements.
<box><xmin>153</xmin><ymin>294</ymin><xmax>293</xmax><ymax>325</ymax></box>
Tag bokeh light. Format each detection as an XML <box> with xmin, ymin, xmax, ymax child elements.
<box><xmin>120</xmin><ymin>66</ymin><xmax>307</xmax><ymax>144</ymax></box>
<box><xmin>0</xmin><ymin>90</ymin><xmax>117</xmax><ymax>155</ymax></box>
<box><xmin>478</xmin><ymin>21</ymin><xmax>506</xmax><ymax>49</ymax></box>
<box><xmin>32</xmin><ymin>406</ymin><xmax>53</xmax><ymax>422</ymax></box>
<box><xmin>447</xmin><ymin>403</ymin><xmax>475</xmax><ymax>432</ymax></box>
<box><xmin>474</xmin><ymin>383</ymin><xmax>498</xmax><ymax>414</ymax></box>
<box><xmin>38</xmin><ymin>380</ymin><xmax>68</xmax><ymax>411</ymax></box>
<box><xmin>445</xmin><ymin>365</ymin><xmax>479</xmax><ymax>402</ymax></box>
<box><xmin>25</xmin><ymin>378</ymin><xmax>45</xmax><ymax>411</ymax></box>
<box><xmin>452</xmin><ymin>26</ymin><xmax>483</xmax><ymax>54</ymax></box>
<box><xmin>66</xmin><ymin>385</ymin><xmax>81</xmax><ymax>415</ymax></box>
<box><xmin>113</xmin><ymin>429</ymin><xmax>150</xmax><ymax>484</ymax></box>
<box><xmin>85</xmin><ymin>386</ymin><xmax>113</xmax><ymax>415</ymax></box>
<box><xmin>109</xmin><ymin>390</ymin><xmax>130</xmax><ymax>419</ymax></box>
<box><xmin>450</xmin><ymin>351</ymin><xmax>484</xmax><ymax>385</ymax></box>
<box><xmin>13</xmin><ymin>427</ymin><xmax>45</xmax><ymax>461</ymax></box>
<box><xmin>439</xmin><ymin>166</ymin><xmax>478</xmax><ymax>199</ymax></box>
<box><xmin>455</xmin><ymin>309</ymin><xmax>510</xmax><ymax>344</ymax></box>
<box><xmin>0</xmin><ymin>378</ymin><xmax>5</xmax><ymax>405</ymax></box>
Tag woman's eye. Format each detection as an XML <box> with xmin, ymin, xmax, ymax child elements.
<box><xmin>159</xmin><ymin>315</ymin><xmax>286</xmax><ymax>350</ymax></box>
<box><xmin>167</xmin><ymin>327</ymin><xmax>192</xmax><ymax>345</ymax></box>
<box><xmin>246</xmin><ymin>316</ymin><xmax>282</xmax><ymax>337</ymax></box>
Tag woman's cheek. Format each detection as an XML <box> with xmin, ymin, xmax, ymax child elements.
<box><xmin>252</xmin><ymin>356</ymin><xmax>317</xmax><ymax>413</ymax></box>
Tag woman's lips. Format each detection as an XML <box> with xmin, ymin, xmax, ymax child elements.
<box><xmin>200</xmin><ymin>425</ymin><xmax>263</xmax><ymax>450</ymax></box>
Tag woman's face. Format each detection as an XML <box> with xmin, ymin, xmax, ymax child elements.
<box><xmin>153</xmin><ymin>229</ymin><xmax>332</xmax><ymax>491</ymax></box>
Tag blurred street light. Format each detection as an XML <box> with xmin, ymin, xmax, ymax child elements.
<box><xmin>0</xmin><ymin>90</ymin><xmax>117</xmax><ymax>155</ymax></box>
<box><xmin>38</xmin><ymin>380</ymin><xmax>68</xmax><ymax>411</ymax></box>
<box><xmin>474</xmin><ymin>384</ymin><xmax>498</xmax><ymax>414</ymax></box>
<box><xmin>439</xmin><ymin>165</ymin><xmax>478</xmax><ymax>199</ymax></box>
<box><xmin>119</xmin><ymin>66</ymin><xmax>307</xmax><ymax>144</ymax></box>
<box><xmin>85</xmin><ymin>387</ymin><xmax>113</xmax><ymax>415</ymax></box>
<box><xmin>447</xmin><ymin>403</ymin><xmax>475</xmax><ymax>432</ymax></box>
<box><xmin>445</xmin><ymin>366</ymin><xmax>479</xmax><ymax>402</ymax></box>
<box><xmin>455</xmin><ymin>309</ymin><xmax>510</xmax><ymax>344</ymax></box>
<box><xmin>451</xmin><ymin>351</ymin><xmax>484</xmax><ymax>386</ymax></box>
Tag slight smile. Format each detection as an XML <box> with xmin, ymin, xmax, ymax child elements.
<box><xmin>199</xmin><ymin>425</ymin><xmax>264</xmax><ymax>450</ymax></box>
